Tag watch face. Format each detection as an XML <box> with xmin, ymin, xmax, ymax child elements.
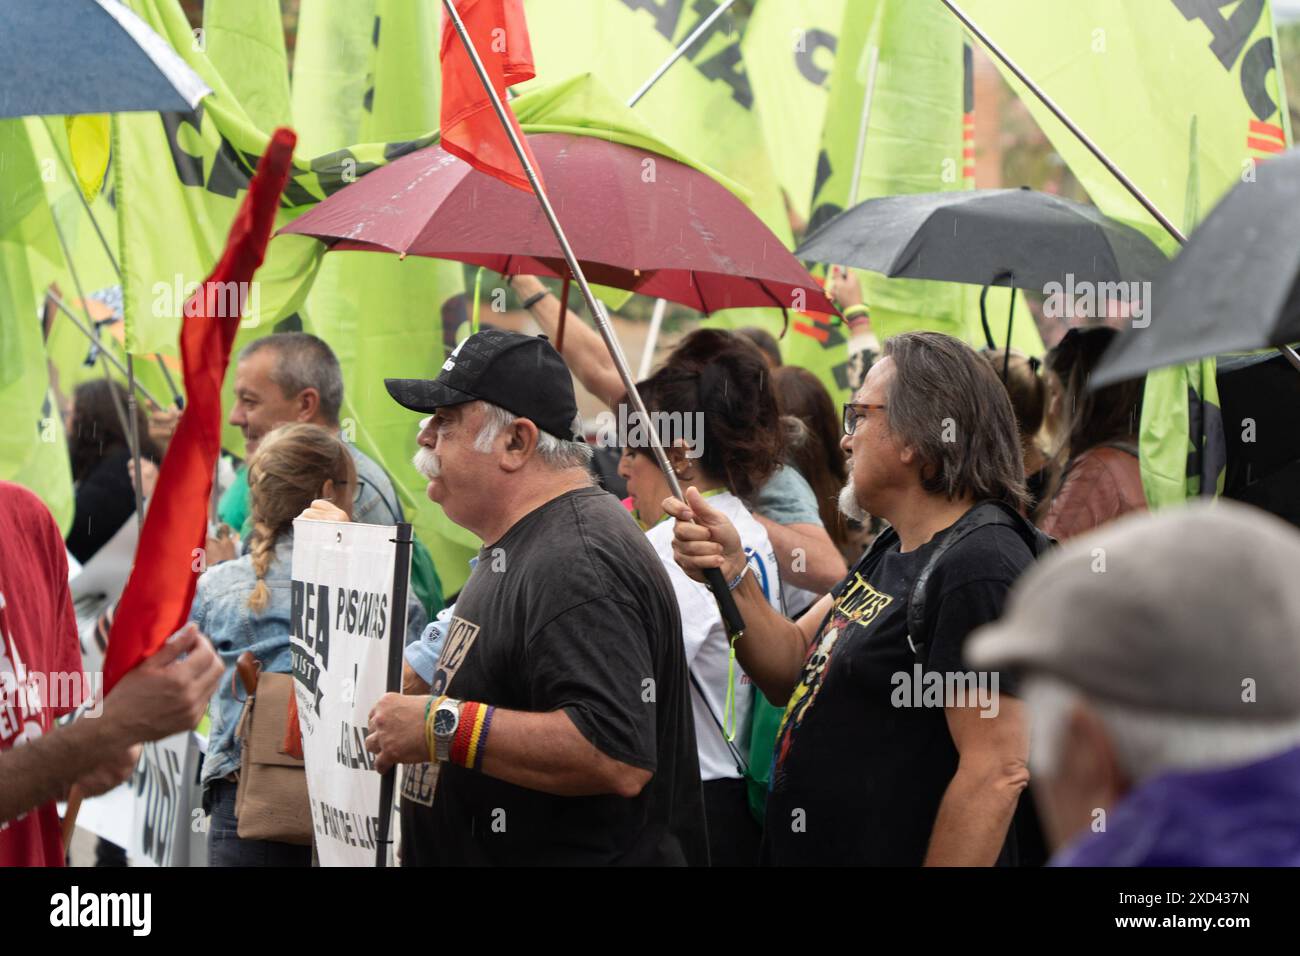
<box><xmin>433</xmin><ymin>706</ymin><xmax>458</xmax><ymax>738</ymax></box>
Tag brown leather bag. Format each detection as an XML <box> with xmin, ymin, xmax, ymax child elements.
<box><xmin>233</xmin><ymin>654</ymin><xmax>313</xmax><ymax>845</ymax></box>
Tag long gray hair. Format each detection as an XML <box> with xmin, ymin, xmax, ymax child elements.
<box><xmin>883</xmin><ymin>332</ymin><xmax>1029</xmax><ymax>512</ymax></box>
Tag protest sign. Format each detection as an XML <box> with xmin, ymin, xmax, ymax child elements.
<box><xmin>76</xmin><ymin>730</ymin><xmax>207</xmax><ymax>867</ymax></box>
<box><xmin>290</xmin><ymin>518</ymin><xmax>411</xmax><ymax>867</ymax></box>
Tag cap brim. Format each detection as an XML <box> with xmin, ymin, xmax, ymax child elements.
<box><xmin>966</xmin><ymin>619</ymin><xmax>1060</xmax><ymax>680</ymax></box>
<box><xmin>384</xmin><ymin>378</ymin><xmax>477</xmax><ymax>413</ymax></box>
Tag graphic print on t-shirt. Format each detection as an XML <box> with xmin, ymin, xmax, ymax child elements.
<box><xmin>772</xmin><ymin>571</ymin><xmax>894</xmax><ymax>775</ymax></box>
<box><xmin>402</xmin><ymin>614</ymin><xmax>484</xmax><ymax>808</ymax></box>
<box><xmin>430</xmin><ymin>615</ymin><xmax>481</xmax><ymax>697</ymax></box>
<box><xmin>0</xmin><ymin>592</ymin><xmax>47</xmax><ymax>833</ymax></box>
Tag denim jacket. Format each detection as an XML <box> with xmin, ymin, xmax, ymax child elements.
<box><xmin>193</xmin><ymin>530</ymin><xmax>428</xmax><ymax>792</ymax></box>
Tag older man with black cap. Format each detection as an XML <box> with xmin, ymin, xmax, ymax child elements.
<box><xmin>969</xmin><ymin>500</ymin><xmax>1300</xmax><ymax>866</ymax></box>
<box><xmin>364</xmin><ymin>329</ymin><xmax>707</xmax><ymax>866</ymax></box>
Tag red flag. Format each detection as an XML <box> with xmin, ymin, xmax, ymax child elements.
<box><xmin>440</xmin><ymin>0</ymin><xmax>543</xmax><ymax>192</ymax></box>
<box><xmin>102</xmin><ymin>127</ymin><xmax>298</xmax><ymax>692</ymax></box>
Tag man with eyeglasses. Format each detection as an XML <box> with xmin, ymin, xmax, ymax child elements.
<box><xmin>666</xmin><ymin>331</ymin><xmax>1047</xmax><ymax>867</ymax></box>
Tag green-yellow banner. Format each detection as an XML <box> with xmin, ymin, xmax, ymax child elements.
<box><xmin>960</xmin><ymin>0</ymin><xmax>1293</xmax><ymax>504</ymax></box>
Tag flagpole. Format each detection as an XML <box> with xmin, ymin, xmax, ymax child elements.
<box><xmin>636</xmin><ymin>296</ymin><xmax>667</xmax><ymax>380</ymax></box>
<box><xmin>938</xmin><ymin>0</ymin><xmax>1187</xmax><ymax>245</ymax></box>
<box><xmin>125</xmin><ymin>355</ymin><xmax>146</xmax><ymax>534</ymax></box>
<box><xmin>49</xmin><ymin>211</ymin><xmax>147</xmax><ymax>535</ymax></box>
<box><xmin>47</xmin><ymin>119</ymin><xmax>186</xmax><ymax>407</ymax></box>
<box><xmin>441</xmin><ymin>0</ymin><xmax>746</xmax><ymax>637</ymax></box>
<box><xmin>942</xmin><ymin>0</ymin><xmax>1300</xmax><ymax>380</ymax></box>
<box><xmin>627</xmin><ymin>0</ymin><xmax>739</xmax><ymax>108</ymax></box>
<box><xmin>829</xmin><ymin>44</ymin><xmax>880</xmax><ymax>293</ymax></box>
<box><xmin>46</xmin><ymin>292</ymin><xmax>165</xmax><ymax>407</ymax></box>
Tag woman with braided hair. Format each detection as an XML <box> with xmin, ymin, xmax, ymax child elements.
<box><xmin>190</xmin><ymin>423</ymin><xmax>356</xmax><ymax>866</ymax></box>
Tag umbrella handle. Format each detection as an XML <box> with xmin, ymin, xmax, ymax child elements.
<box><xmin>1003</xmin><ymin>288</ymin><xmax>1016</xmax><ymax>382</ymax></box>
<box><xmin>979</xmin><ymin>285</ymin><xmax>996</xmax><ymax>351</ymax></box>
<box><xmin>703</xmin><ymin>567</ymin><xmax>746</xmax><ymax>640</ymax></box>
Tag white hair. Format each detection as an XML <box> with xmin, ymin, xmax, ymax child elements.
<box><xmin>1023</xmin><ymin>674</ymin><xmax>1300</xmax><ymax>784</ymax></box>
<box><xmin>472</xmin><ymin>401</ymin><xmax>594</xmax><ymax>471</ymax></box>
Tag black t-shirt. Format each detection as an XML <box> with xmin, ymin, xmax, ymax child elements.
<box><xmin>763</xmin><ymin>512</ymin><xmax>1035</xmax><ymax>866</ymax></box>
<box><xmin>400</xmin><ymin>486</ymin><xmax>708</xmax><ymax>866</ymax></box>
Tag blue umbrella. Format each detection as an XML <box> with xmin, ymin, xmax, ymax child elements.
<box><xmin>0</xmin><ymin>0</ymin><xmax>209</xmax><ymax>118</ymax></box>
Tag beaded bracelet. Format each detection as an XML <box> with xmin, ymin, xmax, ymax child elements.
<box><xmin>448</xmin><ymin>700</ymin><xmax>496</xmax><ymax>770</ymax></box>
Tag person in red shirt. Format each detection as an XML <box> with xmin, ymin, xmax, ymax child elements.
<box><xmin>0</xmin><ymin>482</ymin><xmax>222</xmax><ymax>866</ymax></box>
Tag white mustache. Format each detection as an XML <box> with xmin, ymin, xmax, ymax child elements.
<box><xmin>412</xmin><ymin>446</ymin><xmax>441</xmax><ymax>480</ymax></box>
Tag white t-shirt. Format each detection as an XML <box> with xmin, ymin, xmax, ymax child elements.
<box><xmin>645</xmin><ymin>492</ymin><xmax>785</xmax><ymax>782</ymax></box>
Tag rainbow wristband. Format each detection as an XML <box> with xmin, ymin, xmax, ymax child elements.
<box><xmin>448</xmin><ymin>700</ymin><xmax>495</xmax><ymax>770</ymax></box>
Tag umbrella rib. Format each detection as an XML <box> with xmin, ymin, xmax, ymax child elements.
<box><xmin>692</xmin><ymin>270</ymin><xmax>709</xmax><ymax>316</ymax></box>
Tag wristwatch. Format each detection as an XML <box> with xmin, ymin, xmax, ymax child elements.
<box><xmin>432</xmin><ymin>697</ymin><xmax>462</xmax><ymax>763</ymax></box>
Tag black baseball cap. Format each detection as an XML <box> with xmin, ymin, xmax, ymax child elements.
<box><xmin>385</xmin><ymin>329</ymin><xmax>582</xmax><ymax>441</ymax></box>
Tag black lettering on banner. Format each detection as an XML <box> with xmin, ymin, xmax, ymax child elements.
<box><xmin>683</xmin><ymin>0</ymin><xmax>733</xmax><ymax>51</ymax></box>
<box><xmin>621</xmin><ymin>0</ymin><xmax>684</xmax><ymax>42</ymax></box>
<box><xmin>337</xmin><ymin>720</ymin><xmax>376</xmax><ymax>771</ymax></box>
<box><xmin>795</xmin><ymin>28</ymin><xmax>837</xmax><ymax>88</ymax></box>
<box><xmin>1240</xmin><ymin>36</ymin><xmax>1279</xmax><ymax>120</ymax></box>
<box><xmin>315</xmin><ymin>799</ymin><xmax>380</xmax><ymax>849</ymax></box>
<box><xmin>204</xmin><ymin>136</ymin><xmax>260</xmax><ymax>199</ymax></box>
<box><xmin>291</xmin><ymin>579</ymin><xmax>330</xmax><ymax>714</ymax></box>
<box><xmin>131</xmin><ymin>743</ymin><xmax>181</xmax><ymax>865</ymax></box>
<box><xmin>311</xmin><ymin>150</ymin><xmax>372</xmax><ymax>198</ymax></box>
<box><xmin>291</xmin><ymin>579</ymin><xmax>304</xmax><ymax>644</ymax></box>
<box><xmin>313</xmin><ymin>585</ymin><xmax>330</xmax><ymax>667</ymax></box>
<box><xmin>807</xmin><ymin>150</ymin><xmax>841</xmax><ymax>236</ymax></box>
<box><xmin>1172</xmin><ymin>0</ymin><xmax>1265</xmax><ymax>70</ymax></box>
<box><xmin>382</xmin><ymin>136</ymin><xmax>438</xmax><ymax>162</ymax></box>
<box><xmin>695</xmin><ymin>40</ymin><xmax>753</xmax><ymax>108</ymax></box>
<box><xmin>159</xmin><ymin>109</ymin><xmax>205</xmax><ymax>187</ymax></box>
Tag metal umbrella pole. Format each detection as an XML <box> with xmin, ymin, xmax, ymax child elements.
<box><xmin>442</xmin><ymin>0</ymin><xmax>746</xmax><ymax>636</ymax></box>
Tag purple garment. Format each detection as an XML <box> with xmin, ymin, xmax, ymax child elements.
<box><xmin>1053</xmin><ymin>744</ymin><xmax>1300</xmax><ymax>866</ymax></box>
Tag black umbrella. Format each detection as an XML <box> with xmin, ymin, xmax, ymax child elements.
<box><xmin>797</xmin><ymin>187</ymin><xmax>1170</xmax><ymax>290</ymax></box>
<box><xmin>1094</xmin><ymin>150</ymin><xmax>1300</xmax><ymax>387</ymax></box>
<box><xmin>796</xmin><ymin>188</ymin><xmax>1171</xmax><ymax>367</ymax></box>
<box><xmin>0</xmin><ymin>0</ymin><xmax>209</xmax><ymax>118</ymax></box>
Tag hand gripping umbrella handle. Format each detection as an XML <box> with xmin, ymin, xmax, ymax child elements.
<box><xmin>703</xmin><ymin>567</ymin><xmax>746</xmax><ymax>639</ymax></box>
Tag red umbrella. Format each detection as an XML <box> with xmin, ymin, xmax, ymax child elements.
<box><xmin>280</xmin><ymin>132</ymin><xmax>835</xmax><ymax>316</ymax></box>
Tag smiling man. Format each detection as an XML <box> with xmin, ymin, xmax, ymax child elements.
<box><xmin>219</xmin><ymin>333</ymin><xmax>407</xmax><ymax>537</ymax></box>
<box><xmin>366</xmin><ymin>329</ymin><xmax>707</xmax><ymax>866</ymax></box>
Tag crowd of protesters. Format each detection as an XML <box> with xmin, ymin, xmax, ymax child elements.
<box><xmin>4</xmin><ymin>275</ymin><xmax>1299</xmax><ymax>868</ymax></box>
